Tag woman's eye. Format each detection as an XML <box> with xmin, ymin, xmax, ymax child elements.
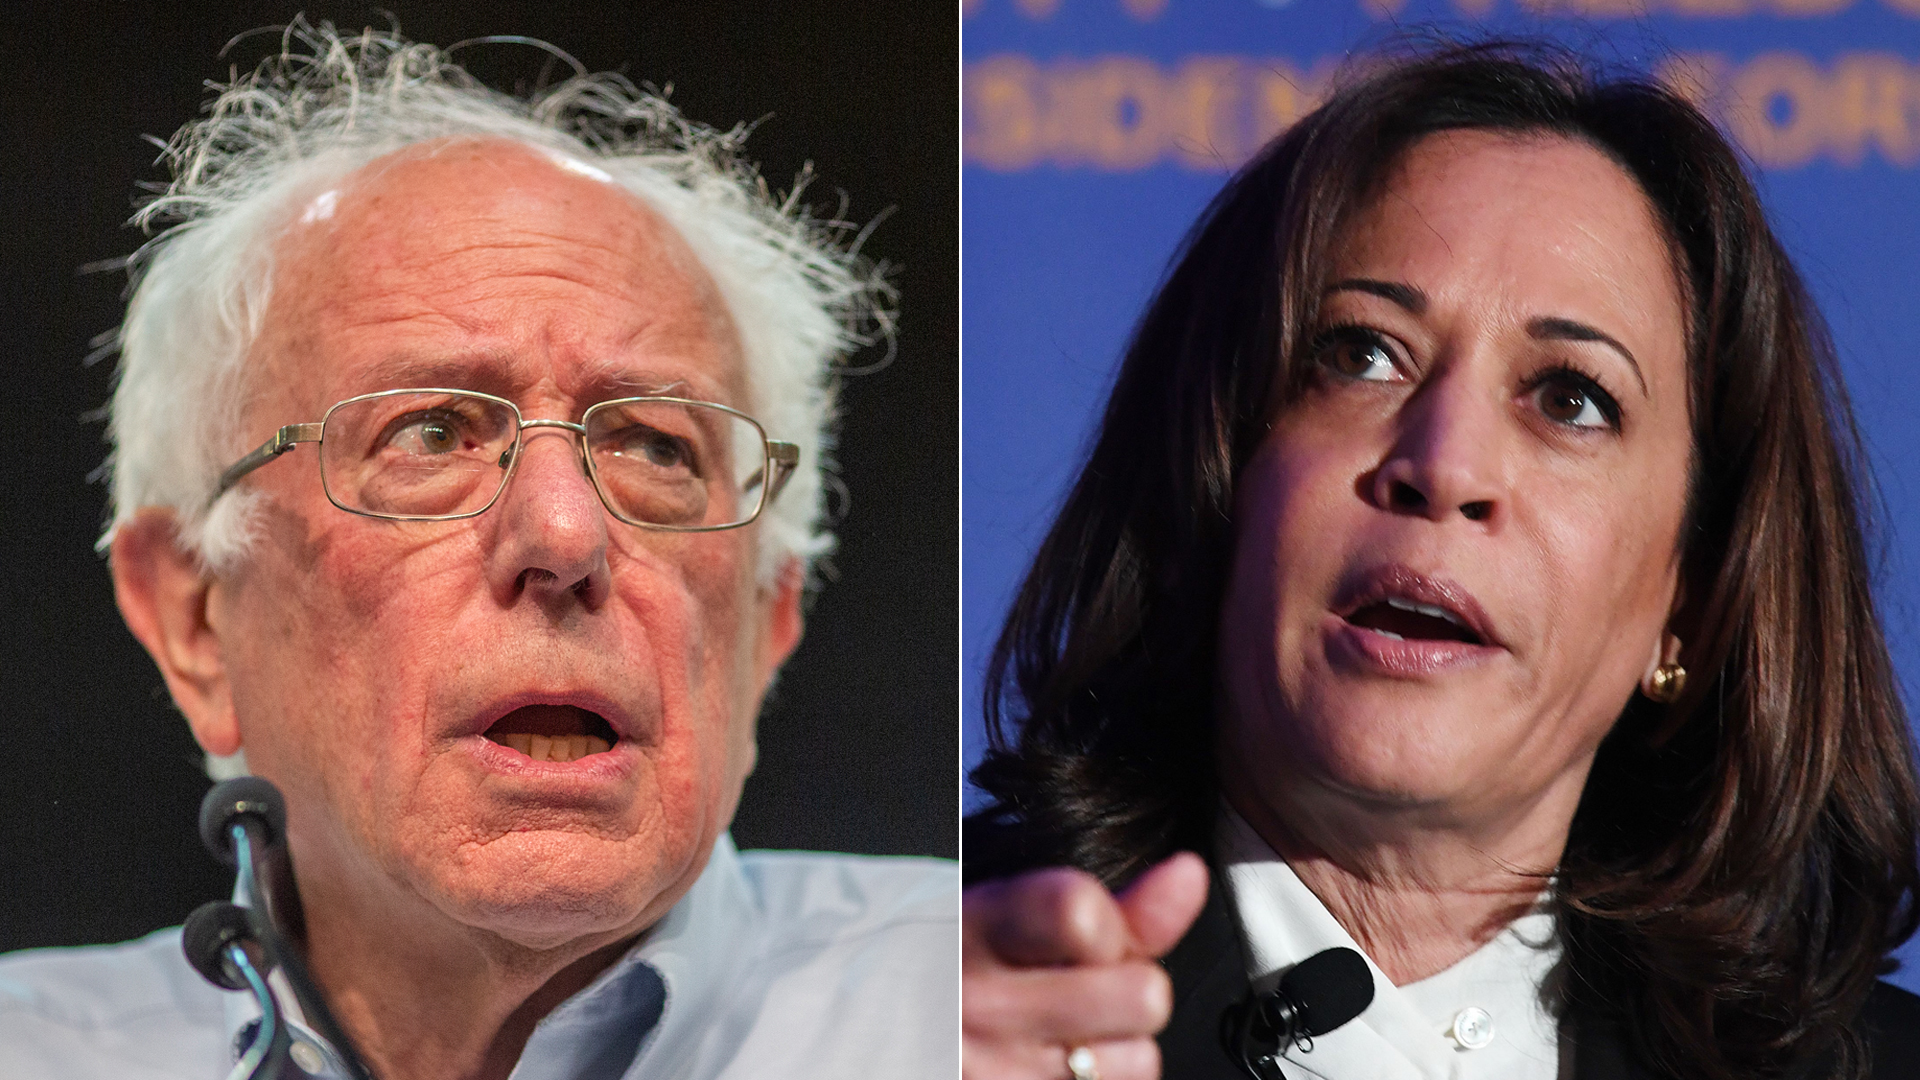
<box><xmin>1533</xmin><ymin>375</ymin><xmax>1618</xmax><ymax>430</ymax></box>
<box><xmin>1313</xmin><ymin>328</ymin><xmax>1401</xmax><ymax>383</ymax></box>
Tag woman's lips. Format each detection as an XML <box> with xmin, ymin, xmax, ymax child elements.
<box><xmin>1324</xmin><ymin>562</ymin><xmax>1505</xmax><ymax>676</ymax></box>
<box><xmin>1331</xmin><ymin>564</ymin><xmax>1501</xmax><ymax>650</ymax></box>
<box><xmin>1324</xmin><ymin>611</ymin><xmax>1503</xmax><ymax>676</ymax></box>
<box><xmin>1344</xmin><ymin>597</ymin><xmax>1481</xmax><ymax>643</ymax></box>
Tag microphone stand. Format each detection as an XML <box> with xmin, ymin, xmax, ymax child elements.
<box><xmin>182</xmin><ymin>778</ymin><xmax>381</xmax><ymax>1080</ymax></box>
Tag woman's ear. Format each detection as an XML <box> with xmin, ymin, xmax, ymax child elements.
<box><xmin>1640</xmin><ymin>631</ymin><xmax>1685</xmax><ymax>694</ymax></box>
<box><xmin>1640</xmin><ymin>573</ymin><xmax>1688</xmax><ymax>698</ymax></box>
<box><xmin>109</xmin><ymin>508</ymin><xmax>240</xmax><ymax>755</ymax></box>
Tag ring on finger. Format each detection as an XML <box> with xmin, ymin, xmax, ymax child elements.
<box><xmin>1067</xmin><ymin>1044</ymin><xmax>1100</xmax><ymax>1080</ymax></box>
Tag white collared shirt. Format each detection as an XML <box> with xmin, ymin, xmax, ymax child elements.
<box><xmin>1220</xmin><ymin>809</ymin><xmax>1566</xmax><ymax>1080</ymax></box>
<box><xmin>0</xmin><ymin>836</ymin><xmax>958</xmax><ymax>1079</ymax></box>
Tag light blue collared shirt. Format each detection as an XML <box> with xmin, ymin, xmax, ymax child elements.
<box><xmin>0</xmin><ymin>836</ymin><xmax>958</xmax><ymax>1079</ymax></box>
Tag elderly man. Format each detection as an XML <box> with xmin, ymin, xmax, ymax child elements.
<box><xmin>0</xmin><ymin>26</ymin><xmax>955</xmax><ymax>1080</ymax></box>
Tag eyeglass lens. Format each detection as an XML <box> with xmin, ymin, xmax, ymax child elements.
<box><xmin>317</xmin><ymin>391</ymin><xmax>768</xmax><ymax>527</ymax></box>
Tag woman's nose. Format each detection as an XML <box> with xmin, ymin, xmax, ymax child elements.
<box><xmin>1369</xmin><ymin>378</ymin><xmax>1504</xmax><ymax>525</ymax></box>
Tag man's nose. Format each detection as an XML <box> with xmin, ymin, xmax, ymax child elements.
<box><xmin>1369</xmin><ymin>373</ymin><xmax>1506</xmax><ymax>526</ymax></box>
<box><xmin>483</xmin><ymin>428</ymin><xmax>613</xmax><ymax>608</ymax></box>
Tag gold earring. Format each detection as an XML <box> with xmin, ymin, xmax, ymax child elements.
<box><xmin>1646</xmin><ymin>663</ymin><xmax>1687</xmax><ymax>704</ymax></box>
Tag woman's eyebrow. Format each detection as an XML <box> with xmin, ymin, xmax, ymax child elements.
<box><xmin>1325</xmin><ymin>280</ymin><xmax>1651</xmax><ymax>398</ymax></box>
<box><xmin>1529</xmin><ymin>316</ymin><xmax>1648</xmax><ymax>395</ymax></box>
<box><xmin>1325</xmin><ymin>278</ymin><xmax>1426</xmax><ymax>313</ymax></box>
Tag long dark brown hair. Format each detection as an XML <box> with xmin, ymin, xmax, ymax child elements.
<box><xmin>971</xmin><ymin>40</ymin><xmax>1920</xmax><ymax>1080</ymax></box>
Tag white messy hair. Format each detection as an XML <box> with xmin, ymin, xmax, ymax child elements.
<box><xmin>101</xmin><ymin>19</ymin><xmax>892</xmax><ymax>587</ymax></box>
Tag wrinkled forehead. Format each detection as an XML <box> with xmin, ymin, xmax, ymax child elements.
<box><xmin>250</xmin><ymin>138</ymin><xmax>745</xmax><ymax>417</ymax></box>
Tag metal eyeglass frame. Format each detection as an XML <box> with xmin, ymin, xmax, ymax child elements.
<box><xmin>211</xmin><ymin>387</ymin><xmax>801</xmax><ymax>532</ymax></box>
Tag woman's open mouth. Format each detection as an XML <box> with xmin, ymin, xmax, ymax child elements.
<box><xmin>1343</xmin><ymin>597</ymin><xmax>1485</xmax><ymax>645</ymax></box>
<box><xmin>1326</xmin><ymin>564</ymin><xmax>1503</xmax><ymax>675</ymax></box>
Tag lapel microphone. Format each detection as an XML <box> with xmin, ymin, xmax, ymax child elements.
<box><xmin>1223</xmin><ymin>946</ymin><xmax>1376</xmax><ymax>1079</ymax></box>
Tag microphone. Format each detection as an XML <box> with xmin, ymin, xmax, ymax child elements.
<box><xmin>183</xmin><ymin>900</ymin><xmax>293</xmax><ymax>1080</ymax></box>
<box><xmin>199</xmin><ymin>775</ymin><xmax>287</xmax><ymax>865</ymax></box>
<box><xmin>198</xmin><ymin>776</ymin><xmax>294</xmax><ymax>931</ymax></box>
<box><xmin>184</xmin><ymin>778</ymin><xmax>382</xmax><ymax>1080</ymax></box>
<box><xmin>1224</xmin><ymin>946</ymin><xmax>1375</xmax><ymax>1079</ymax></box>
<box><xmin>181</xmin><ymin>900</ymin><xmax>260</xmax><ymax>992</ymax></box>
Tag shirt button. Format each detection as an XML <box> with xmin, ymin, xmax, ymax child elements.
<box><xmin>1449</xmin><ymin>1006</ymin><xmax>1495</xmax><ymax>1050</ymax></box>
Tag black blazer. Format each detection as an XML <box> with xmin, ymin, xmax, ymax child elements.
<box><xmin>1157</xmin><ymin>879</ymin><xmax>1920</xmax><ymax>1080</ymax></box>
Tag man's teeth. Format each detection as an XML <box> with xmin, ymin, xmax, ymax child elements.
<box><xmin>1384</xmin><ymin>596</ymin><xmax>1464</xmax><ymax>627</ymax></box>
<box><xmin>1370</xmin><ymin>628</ymin><xmax>1406</xmax><ymax>641</ymax></box>
<box><xmin>487</xmin><ymin>732</ymin><xmax>613</xmax><ymax>762</ymax></box>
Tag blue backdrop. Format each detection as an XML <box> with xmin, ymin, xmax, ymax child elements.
<box><xmin>963</xmin><ymin>0</ymin><xmax>1920</xmax><ymax>987</ymax></box>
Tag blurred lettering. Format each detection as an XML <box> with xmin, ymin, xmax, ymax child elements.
<box><xmin>965</xmin><ymin>55</ymin><xmax>1333</xmax><ymax>170</ymax></box>
<box><xmin>1378</xmin><ymin>0</ymin><xmax>1865</xmax><ymax>14</ymax></box>
<box><xmin>1663</xmin><ymin>50</ymin><xmax>1920</xmax><ymax>167</ymax></box>
<box><xmin>964</xmin><ymin>0</ymin><xmax>1170</xmax><ymax>18</ymax></box>
<box><xmin>966</xmin><ymin>52</ymin><xmax>1920</xmax><ymax>171</ymax></box>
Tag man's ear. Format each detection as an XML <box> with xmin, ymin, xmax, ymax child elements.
<box><xmin>755</xmin><ymin>557</ymin><xmax>806</xmax><ymax>692</ymax></box>
<box><xmin>110</xmin><ymin>508</ymin><xmax>240</xmax><ymax>756</ymax></box>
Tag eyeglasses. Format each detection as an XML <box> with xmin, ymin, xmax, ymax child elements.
<box><xmin>213</xmin><ymin>388</ymin><xmax>799</xmax><ymax>532</ymax></box>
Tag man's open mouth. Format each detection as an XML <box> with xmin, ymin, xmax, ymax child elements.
<box><xmin>483</xmin><ymin>704</ymin><xmax>620</xmax><ymax>763</ymax></box>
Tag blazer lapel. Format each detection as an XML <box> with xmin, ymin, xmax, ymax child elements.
<box><xmin>1157</xmin><ymin>877</ymin><xmax>1252</xmax><ymax>1080</ymax></box>
<box><xmin>1568</xmin><ymin>1007</ymin><xmax>1660</xmax><ymax>1080</ymax></box>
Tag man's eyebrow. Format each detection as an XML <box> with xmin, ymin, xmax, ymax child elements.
<box><xmin>1528</xmin><ymin>316</ymin><xmax>1648</xmax><ymax>396</ymax></box>
<box><xmin>350</xmin><ymin>355</ymin><xmax>711</xmax><ymax>406</ymax></box>
<box><xmin>1325</xmin><ymin>278</ymin><xmax>1427</xmax><ymax>314</ymax></box>
<box><xmin>576</xmin><ymin>356</ymin><xmax>699</xmax><ymax>399</ymax></box>
<box><xmin>359</xmin><ymin>353</ymin><xmax>516</xmax><ymax>396</ymax></box>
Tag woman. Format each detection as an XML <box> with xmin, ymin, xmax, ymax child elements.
<box><xmin>963</xmin><ymin>42</ymin><xmax>1920</xmax><ymax>1080</ymax></box>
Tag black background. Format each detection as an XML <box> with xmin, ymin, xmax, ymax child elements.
<box><xmin>0</xmin><ymin>3</ymin><xmax>956</xmax><ymax>952</ymax></box>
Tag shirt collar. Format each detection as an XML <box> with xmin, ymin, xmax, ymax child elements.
<box><xmin>617</xmin><ymin>833</ymin><xmax>762</xmax><ymax>1076</ymax></box>
<box><xmin>1218</xmin><ymin>808</ymin><xmax>1564</xmax><ymax>1080</ymax></box>
<box><xmin>221</xmin><ymin>834</ymin><xmax>756</xmax><ymax>1080</ymax></box>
